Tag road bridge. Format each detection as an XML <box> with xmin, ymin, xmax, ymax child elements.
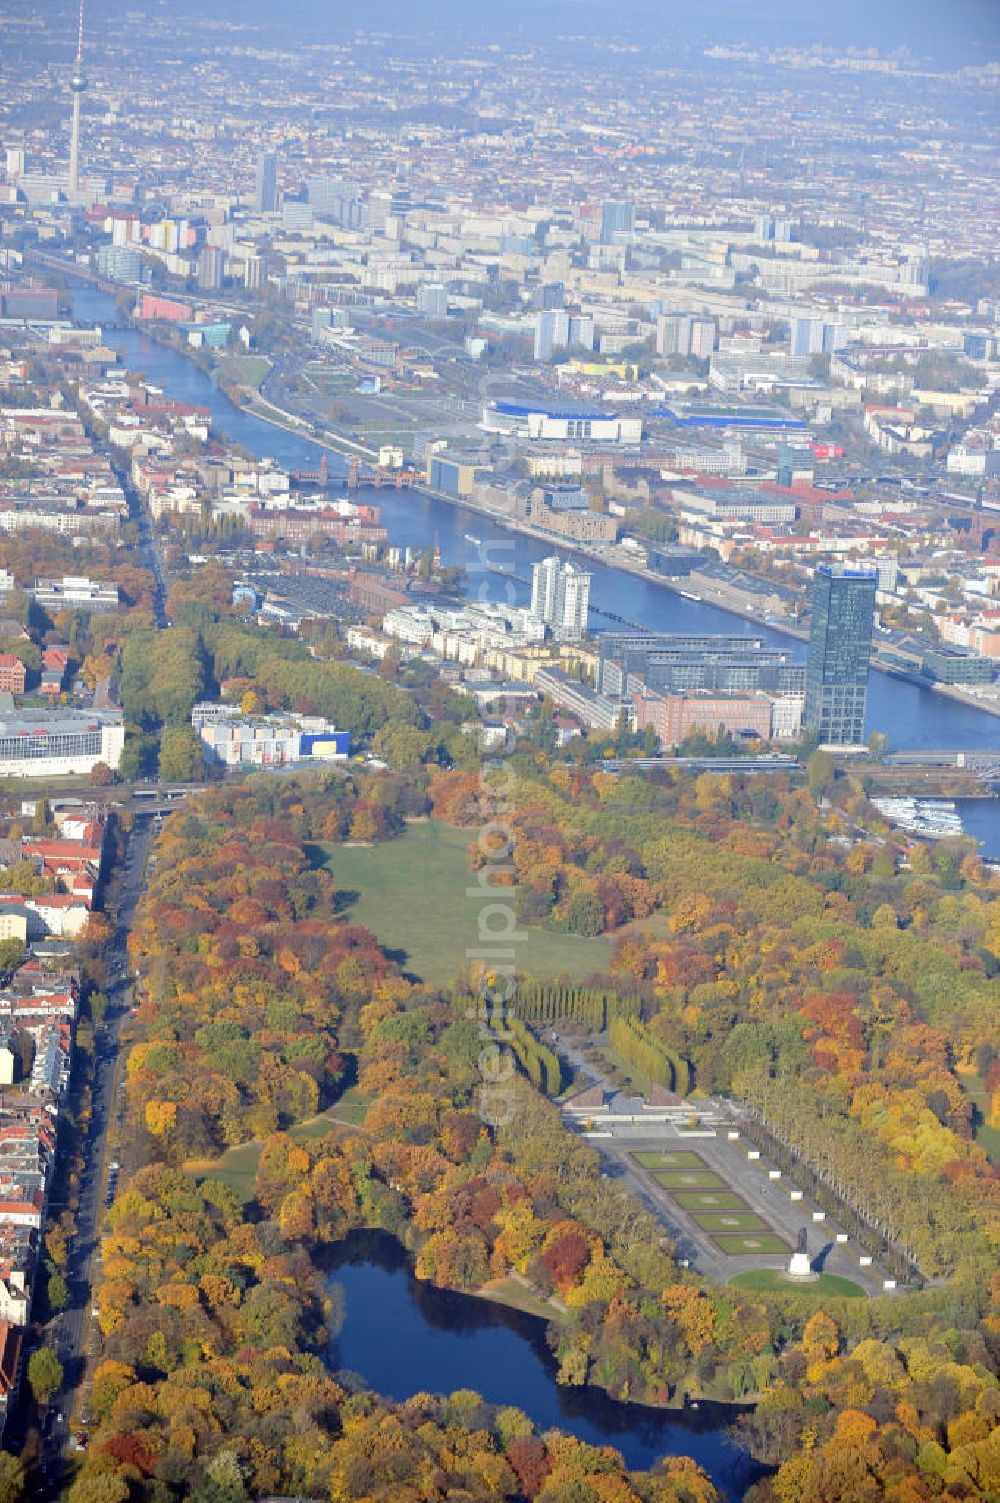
<box><xmin>601</xmin><ymin>756</ymin><xmax>800</xmax><ymax>773</ymax></box>
<box><xmin>887</xmin><ymin>750</ymin><xmax>1000</xmax><ymax>778</ymax></box>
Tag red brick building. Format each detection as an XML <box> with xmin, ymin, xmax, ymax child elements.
<box><xmin>0</xmin><ymin>656</ymin><xmax>25</xmax><ymax>694</ymax></box>
<box><xmin>633</xmin><ymin>688</ymin><xmax>773</xmax><ymax>749</ymax></box>
<box><xmin>139</xmin><ymin>293</ymin><xmax>193</xmax><ymax>323</ymax></box>
<box><xmin>248</xmin><ymin>507</ymin><xmax>387</xmax><ymax>546</ymax></box>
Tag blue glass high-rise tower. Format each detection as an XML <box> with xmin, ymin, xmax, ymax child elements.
<box><xmin>255</xmin><ymin>150</ymin><xmax>278</xmax><ymax>213</ymax></box>
<box><xmin>804</xmin><ymin>565</ymin><xmax>877</xmax><ymax>746</ymax></box>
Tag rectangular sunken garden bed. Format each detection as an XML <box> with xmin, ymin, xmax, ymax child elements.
<box><xmin>633</xmin><ymin>1149</ymin><xmax>705</xmax><ymax>1170</ymax></box>
<box><xmin>713</xmin><ymin>1232</ymin><xmax>789</xmax><ymax>1256</ymax></box>
<box><xmin>653</xmin><ymin>1168</ymin><xmax>728</xmax><ymax>1190</ymax></box>
<box><xmin>672</xmin><ymin>1189</ymin><xmax>749</xmax><ymax>1212</ymax></box>
<box><xmin>693</xmin><ymin>1211</ymin><xmax>772</xmax><ymax>1233</ymax></box>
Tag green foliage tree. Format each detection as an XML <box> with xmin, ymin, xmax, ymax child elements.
<box><xmin>47</xmin><ymin>1271</ymin><xmax>70</xmax><ymax>1313</ymax></box>
<box><xmin>564</xmin><ymin>889</ymin><xmax>605</xmax><ymax>936</ymax></box>
<box><xmin>501</xmin><ymin>1017</ymin><xmax>563</xmax><ymax>1095</ymax></box>
<box><xmin>27</xmin><ymin>1346</ymin><xmax>63</xmax><ymax>1406</ymax></box>
<box><xmin>806</xmin><ymin>748</ymin><xmax>835</xmax><ymax>798</ymax></box>
<box><xmin>159</xmin><ymin>724</ymin><xmax>205</xmax><ymax>782</ymax></box>
<box><xmin>609</xmin><ymin>1015</ymin><xmax>689</xmax><ymax>1094</ymax></box>
<box><xmin>0</xmin><ymin>1453</ymin><xmax>25</xmax><ymax>1503</ymax></box>
<box><xmin>0</xmin><ymin>938</ymin><xmax>24</xmax><ymax>974</ymax></box>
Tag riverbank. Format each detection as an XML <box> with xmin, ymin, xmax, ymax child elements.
<box><xmin>875</xmin><ymin>665</ymin><xmax>1000</xmax><ymax>721</ymax></box>
<box><xmin>41</xmin><ymin>250</ymin><xmax>375</xmax><ymax>465</ymax></box>
<box><xmin>242</xmin><ymin>392</ymin><xmax>378</xmax><ymax>461</ymax></box>
<box><xmin>64</xmin><ymin>275</ymin><xmax>1000</xmax><ymax>728</ymax></box>
<box><xmin>405</xmin><ymin>482</ymin><xmax>1000</xmax><ymax>721</ymax></box>
<box><xmin>114</xmin><ymin>314</ymin><xmax>380</xmax><ymax>463</ymax></box>
<box><xmin>69</xmin><ymin>283</ymin><xmax>1000</xmax><ymax>771</ymax></box>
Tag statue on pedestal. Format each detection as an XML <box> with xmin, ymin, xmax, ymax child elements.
<box><xmin>786</xmin><ymin>1226</ymin><xmax>815</xmax><ymax>1281</ymax></box>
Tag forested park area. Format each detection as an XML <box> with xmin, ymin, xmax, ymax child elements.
<box><xmin>52</xmin><ymin>754</ymin><xmax>1000</xmax><ymax>1503</ymax></box>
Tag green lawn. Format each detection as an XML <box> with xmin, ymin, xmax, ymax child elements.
<box><xmin>964</xmin><ymin>1072</ymin><xmax>1000</xmax><ymax>1164</ymax></box>
<box><xmin>694</xmin><ymin>1212</ymin><xmax>770</xmax><ymax>1233</ymax></box>
<box><xmin>217</xmin><ymin>355</ymin><xmax>270</xmax><ymax>388</ymax></box>
<box><xmin>714</xmin><ymin>1233</ymin><xmax>789</xmax><ymax>1256</ymax></box>
<box><xmin>0</xmin><ymin>772</ymin><xmax>108</xmax><ymax>793</ymax></box>
<box><xmin>190</xmin><ymin>1141</ymin><xmax>262</xmax><ymax>1204</ymax></box>
<box><xmin>360</xmin><ymin>427</ymin><xmax>421</xmax><ymax>445</ymax></box>
<box><xmin>188</xmin><ymin>1090</ymin><xmax>370</xmax><ymax>1202</ymax></box>
<box><xmin>654</xmin><ymin>1169</ymin><xmax>727</xmax><ymax>1190</ymax></box>
<box><xmin>730</xmin><ymin>1269</ymin><xmax>868</xmax><ymax>1300</ymax></box>
<box><xmin>634</xmin><ymin>1150</ymin><xmax>704</xmax><ymax>1169</ymax></box>
<box><xmin>674</xmin><ymin>1190</ymin><xmax>748</xmax><ymax>1212</ymax></box>
<box><xmin>316</xmin><ymin>1086</ymin><xmax>371</xmax><ymax>1127</ymax></box>
<box><xmin>477</xmin><ymin>1277</ymin><xmax>558</xmax><ymax>1321</ymax></box>
<box><xmin>316</xmin><ymin>822</ymin><xmax>613</xmax><ymax>987</ymax></box>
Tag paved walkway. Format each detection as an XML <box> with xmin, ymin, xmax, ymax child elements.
<box><xmin>551</xmin><ymin>1031</ymin><xmax>892</xmax><ymax>1295</ymax></box>
<box><xmin>622</xmin><ymin>1134</ymin><xmax>888</xmax><ymax>1295</ymax></box>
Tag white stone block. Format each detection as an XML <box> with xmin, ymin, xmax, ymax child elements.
<box><xmin>859</xmin><ymin>1255</ymin><xmax>873</xmax><ymax>1267</ymax></box>
<box><xmin>836</xmin><ymin>1233</ymin><xmax>848</xmax><ymax>1243</ymax></box>
<box><xmin>883</xmin><ymin>1279</ymin><xmax>896</xmax><ymax>1290</ymax></box>
<box><xmin>727</xmin><ymin>1130</ymin><xmax>739</xmax><ymax>1140</ymax></box>
<box><xmin>768</xmin><ymin>1169</ymin><xmax>781</xmax><ymax>1180</ymax></box>
<box><xmin>789</xmin><ymin>1190</ymin><xmax>803</xmax><ymax>1201</ymax></box>
<box><xmin>747</xmin><ymin>1149</ymin><xmax>760</xmax><ymax>1160</ymax></box>
<box><xmin>812</xmin><ymin>1211</ymin><xmax>825</xmax><ymax>1222</ymax></box>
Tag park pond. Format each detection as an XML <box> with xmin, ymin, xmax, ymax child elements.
<box><xmin>323</xmin><ymin>1231</ymin><xmax>761</xmax><ymax>1501</ymax></box>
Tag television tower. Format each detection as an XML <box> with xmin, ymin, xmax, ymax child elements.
<box><xmin>68</xmin><ymin>0</ymin><xmax>87</xmax><ymax>199</ymax></box>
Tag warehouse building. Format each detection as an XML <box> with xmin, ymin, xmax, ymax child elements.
<box><xmin>191</xmin><ymin>703</ymin><xmax>351</xmax><ymax>768</ymax></box>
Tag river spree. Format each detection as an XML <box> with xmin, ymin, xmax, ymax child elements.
<box><xmin>72</xmin><ymin>289</ymin><xmax>1000</xmax><ymax>840</ymax></box>
<box><xmin>325</xmin><ymin>1232</ymin><xmax>757</xmax><ymax>1500</ymax></box>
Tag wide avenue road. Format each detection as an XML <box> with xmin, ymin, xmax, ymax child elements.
<box><xmin>41</xmin><ymin>814</ymin><xmax>155</xmax><ymax>1494</ymax></box>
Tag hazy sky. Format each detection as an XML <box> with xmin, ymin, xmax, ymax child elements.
<box><xmin>189</xmin><ymin>0</ymin><xmax>1000</xmax><ymax>57</ymax></box>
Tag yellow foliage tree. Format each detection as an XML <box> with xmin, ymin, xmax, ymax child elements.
<box><xmin>145</xmin><ymin>1099</ymin><xmax>177</xmax><ymax>1136</ymax></box>
<box><xmin>801</xmin><ymin>1310</ymin><xmax>840</xmax><ymax>1364</ymax></box>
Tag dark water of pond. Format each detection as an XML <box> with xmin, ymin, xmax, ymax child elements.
<box><xmin>324</xmin><ymin>1231</ymin><xmax>761</xmax><ymax>1501</ymax></box>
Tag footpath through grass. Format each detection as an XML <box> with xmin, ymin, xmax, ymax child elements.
<box><xmin>315</xmin><ymin>820</ymin><xmax>613</xmax><ymax>987</ymax></box>
<box><xmin>186</xmin><ymin>1088</ymin><xmax>372</xmax><ymax>1203</ymax></box>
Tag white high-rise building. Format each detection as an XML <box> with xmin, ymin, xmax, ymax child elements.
<box><xmin>255</xmin><ymin>151</ymin><xmax>278</xmax><ymax>214</ymax></box>
<box><xmin>417</xmin><ymin>283</ymin><xmax>448</xmax><ymax>318</ymax></box>
<box><xmin>656</xmin><ymin>314</ymin><xmax>716</xmax><ymax>359</ymax></box>
<box><xmin>791</xmin><ymin>316</ymin><xmax>849</xmax><ymax>358</ymax></box>
<box><xmin>530</xmin><ymin>555</ymin><xmax>561</xmax><ymax>622</ymax></box>
<box><xmin>567</xmin><ymin>314</ymin><xmax>595</xmax><ymax>352</ymax></box>
<box><xmin>529</xmin><ymin>556</ymin><xmax>592</xmax><ymax>638</ymax></box>
<box><xmin>534</xmin><ymin>309</ymin><xmax>570</xmax><ymax>361</ymax></box>
<box><xmin>560</xmin><ymin>565</ymin><xmax>591</xmax><ymax>637</ymax></box>
<box><xmin>790</xmin><ymin>317</ymin><xmax>825</xmax><ymax>357</ymax></box>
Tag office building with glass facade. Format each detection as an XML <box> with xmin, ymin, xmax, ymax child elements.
<box><xmin>803</xmin><ymin>565</ymin><xmax>877</xmax><ymax>746</ymax></box>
